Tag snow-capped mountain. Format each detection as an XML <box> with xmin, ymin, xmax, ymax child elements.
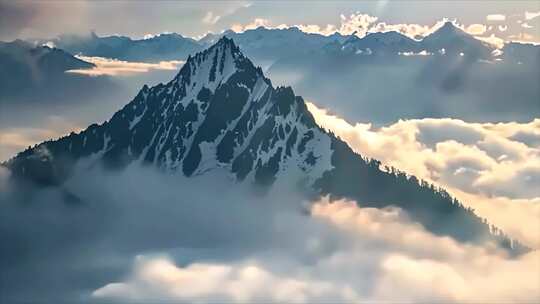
<box><xmin>337</xmin><ymin>22</ymin><xmax>493</xmax><ymax>58</ymax></box>
<box><xmin>421</xmin><ymin>21</ymin><xmax>492</xmax><ymax>57</ymax></box>
<box><xmin>199</xmin><ymin>27</ymin><xmax>350</xmax><ymax>69</ymax></box>
<box><xmin>37</xmin><ymin>31</ymin><xmax>203</xmax><ymax>62</ymax></box>
<box><xmin>4</xmin><ymin>37</ymin><xmax>525</xmax><ymax>253</ymax></box>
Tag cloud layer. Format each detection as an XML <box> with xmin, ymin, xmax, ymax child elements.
<box><xmin>1</xmin><ymin>146</ymin><xmax>538</xmax><ymax>303</ymax></box>
<box><xmin>67</xmin><ymin>56</ymin><xmax>184</xmax><ymax>76</ymax></box>
<box><xmin>92</xmin><ymin>197</ymin><xmax>540</xmax><ymax>303</ymax></box>
<box><xmin>307</xmin><ymin>102</ymin><xmax>540</xmax><ymax>248</ymax></box>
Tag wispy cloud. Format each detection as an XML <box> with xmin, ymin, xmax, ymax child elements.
<box><xmin>202</xmin><ymin>11</ymin><xmax>221</xmax><ymax>25</ymax></box>
<box><xmin>465</xmin><ymin>23</ymin><xmax>487</xmax><ymax>35</ymax></box>
<box><xmin>66</xmin><ymin>56</ymin><xmax>184</xmax><ymax>77</ymax></box>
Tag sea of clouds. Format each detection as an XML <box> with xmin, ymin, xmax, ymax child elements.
<box><xmin>308</xmin><ymin>102</ymin><xmax>540</xmax><ymax>249</ymax></box>
<box><xmin>1</xmin><ymin>160</ymin><xmax>538</xmax><ymax>303</ymax></box>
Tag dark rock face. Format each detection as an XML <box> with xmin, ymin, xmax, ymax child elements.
<box><xmin>3</xmin><ymin>37</ymin><xmax>526</xmax><ymax>253</ymax></box>
<box><xmin>6</xmin><ymin>37</ymin><xmax>331</xmax><ymax>187</ymax></box>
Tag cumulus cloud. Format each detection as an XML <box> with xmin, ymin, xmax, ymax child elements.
<box><xmin>92</xmin><ymin>198</ymin><xmax>540</xmax><ymax>303</ymax></box>
<box><xmin>227</xmin><ymin>14</ymin><xmax>523</xmax><ymax>46</ymax></box>
<box><xmin>465</xmin><ymin>23</ymin><xmax>488</xmax><ymax>35</ymax></box>
<box><xmin>66</xmin><ymin>56</ymin><xmax>184</xmax><ymax>76</ymax></box>
<box><xmin>2</xmin><ymin>141</ymin><xmax>538</xmax><ymax>302</ymax></box>
<box><xmin>230</xmin><ymin>13</ymin><xmax>378</xmax><ymax>37</ymax></box>
<box><xmin>307</xmin><ymin>102</ymin><xmax>540</xmax><ymax>248</ymax></box>
<box><xmin>294</xmin><ymin>13</ymin><xmax>379</xmax><ymax>37</ymax></box>
<box><xmin>336</xmin><ymin>13</ymin><xmax>378</xmax><ymax>36</ymax></box>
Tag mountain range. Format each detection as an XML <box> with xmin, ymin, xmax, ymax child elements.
<box><xmin>37</xmin><ymin>31</ymin><xmax>203</xmax><ymax>62</ymax></box>
<box><xmin>338</xmin><ymin>21</ymin><xmax>493</xmax><ymax>58</ymax></box>
<box><xmin>3</xmin><ymin>37</ymin><xmax>526</xmax><ymax>254</ymax></box>
<box><xmin>30</xmin><ymin>22</ymin><xmax>530</xmax><ymax>65</ymax></box>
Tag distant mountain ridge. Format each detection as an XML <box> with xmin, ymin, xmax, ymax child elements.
<box><xmin>4</xmin><ymin>37</ymin><xmax>526</xmax><ymax>254</ymax></box>
<box><xmin>198</xmin><ymin>27</ymin><xmax>350</xmax><ymax>68</ymax></box>
<box><xmin>339</xmin><ymin>21</ymin><xmax>493</xmax><ymax>58</ymax></box>
<box><xmin>29</xmin><ymin>21</ymin><xmax>521</xmax><ymax>65</ymax></box>
<box><xmin>36</xmin><ymin>31</ymin><xmax>203</xmax><ymax>62</ymax></box>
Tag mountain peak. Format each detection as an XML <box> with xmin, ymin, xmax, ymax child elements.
<box><xmin>441</xmin><ymin>21</ymin><xmax>458</xmax><ymax>30</ymax></box>
<box><xmin>422</xmin><ymin>20</ymin><xmax>492</xmax><ymax>57</ymax></box>
<box><xmin>432</xmin><ymin>21</ymin><xmax>466</xmax><ymax>37</ymax></box>
<box><xmin>175</xmin><ymin>37</ymin><xmax>259</xmax><ymax>91</ymax></box>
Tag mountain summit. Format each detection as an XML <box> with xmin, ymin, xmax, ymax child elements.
<box><xmin>422</xmin><ymin>21</ymin><xmax>492</xmax><ymax>57</ymax></box>
<box><xmin>4</xmin><ymin>37</ymin><xmax>525</xmax><ymax>253</ymax></box>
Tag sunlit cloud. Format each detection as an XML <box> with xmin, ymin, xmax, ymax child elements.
<box><xmin>337</xmin><ymin>12</ymin><xmax>379</xmax><ymax>36</ymax></box>
<box><xmin>475</xmin><ymin>34</ymin><xmax>505</xmax><ymax>48</ymax></box>
<box><xmin>93</xmin><ymin>198</ymin><xmax>540</xmax><ymax>303</ymax></box>
<box><xmin>487</xmin><ymin>14</ymin><xmax>506</xmax><ymax>22</ymax></box>
<box><xmin>525</xmin><ymin>11</ymin><xmax>540</xmax><ymax>20</ymax></box>
<box><xmin>465</xmin><ymin>23</ymin><xmax>487</xmax><ymax>35</ymax></box>
<box><xmin>0</xmin><ymin>116</ymin><xmax>82</xmax><ymax>161</ymax></box>
<box><xmin>307</xmin><ymin>102</ymin><xmax>540</xmax><ymax>248</ymax></box>
<box><xmin>231</xmin><ymin>18</ymin><xmax>273</xmax><ymax>33</ymax></box>
<box><xmin>66</xmin><ymin>56</ymin><xmax>184</xmax><ymax>76</ymax></box>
